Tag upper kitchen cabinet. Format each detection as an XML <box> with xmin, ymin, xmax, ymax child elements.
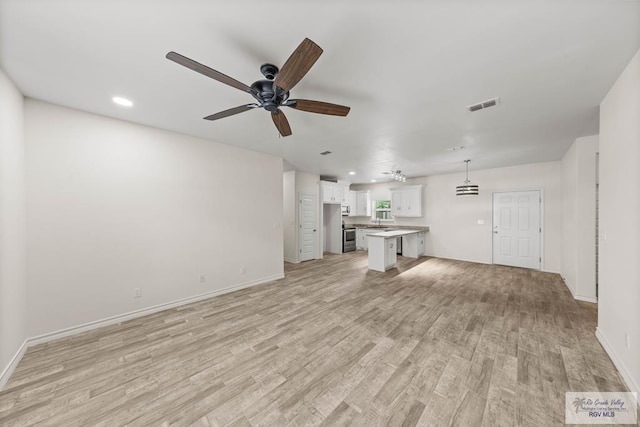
<box><xmin>347</xmin><ymin>190</ymin><xmax>357</xmax><ymax>210</ymax></box>
<box><xmin>390</xmin><ymin>185</ymin><xmax>423</xmax><ymax>217</ymax></box>
<box><xmin>339</xmin><ymin>182</ymin><xmax>351</xmax><ymax>206</ymax></box>
<box><xmin>320</xmin><ymin>181</ymin><xmax>343</xmax><ymax>204</ymax></box>
<box><xmin>354</xmin><ymin>190</ymin><xmax>371</xmax><ymax>217</ymax></box>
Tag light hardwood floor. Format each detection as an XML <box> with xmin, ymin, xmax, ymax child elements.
<box><xmin>0</xmin><ymin>253</ymin><xmax>630</xmax><ymax>426</ymax></box>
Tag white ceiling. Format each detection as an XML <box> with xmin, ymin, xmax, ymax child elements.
<box><xmin>1</xmin><ymin>1</ymin><xmax>638</xmax><ymax>183</ymax></box>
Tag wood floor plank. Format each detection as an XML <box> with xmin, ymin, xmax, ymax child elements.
<box><xmin>451</xmin><ymin>389</ymin><xmax>487</xmax><ymax>426</ymax></box>
<box><xmin>0</xmin><ymin>253</ymin><xmax>629</xmax><ymax>426</ymax></box>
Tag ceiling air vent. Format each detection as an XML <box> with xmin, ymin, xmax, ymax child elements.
<box><xmin>320</xmin><ymin>151</ymin><xmax>332</xmax><ymax>155</ymax></box>
<box><xmin>467</xmin><ymin>97</ymin><xmax>500</xmax><ymax>112</ymax></box>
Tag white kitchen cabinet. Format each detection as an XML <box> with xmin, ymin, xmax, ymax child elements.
<box><xmin>354</xmin><ymin>191</ymin><xmax>371</xmax><ymax>216</ymax></box>
<box><xmin>356</xmin><ymin>228</ymin><xmax>366</xmax><ymax>250</ymax></box>
<box><xmin>402</xmin><ymin>231</ymin><xmax>426</xmax><ymax>258</ymax></box>
<box><xmin>385</xmin><ymin>238</ymin><xmax>397</xmax><ymax>269</ymax></box>
<box><xmin>391</xmin><ymin>190</ymin><xmax>403</xmax><ymax>216</ymax></box>
<box><xmin>340</xmin><ymin>184</ymin><xmax>350</xmax><ymax>205</ymax></box>
<box><xmin>368</xmin><ymin>235</ymin><xmax>397</xmax><ymax>272</ymax></box>
<box><xmin>356</xmin><ymin>227</ymin><xmax>386</xmax><ymax>250</ymax></box>
<box><xmin>348</xmin><ymin>191</ymin><xmax>357</xmax><ymax>212</ymax></box>
<box><xmin>333</xmin><ymin>185</ymin><xmax>343</xmax><ymax>204</ymax></box>
<box><xmin>369</xmin><ymin>230</ymin><xmax>424</xmax><ymax>270</ymax></box>
<box><xmin>365</xmin><ymin>229</ymin><xmax>380</xmax><ymax>250</ymax></box>
<box><xmin>320</xmin><ymin>181</ymin><xmax>343</xmax><ymax>204</ymax></box>
<box><xmin>390</xmin><ymin>185</ymin><xmax>423</xmax><ymax>217</ymax></box>
<box><xmin>417</xmin><ymin>232</ymin><xmax>426</xmax><ymax>256</ymax></box>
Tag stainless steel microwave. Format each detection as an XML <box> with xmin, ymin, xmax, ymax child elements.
<box><xmin>341</xmin><ymin>205</ymin><xmax>350</xmax><ymax>215</ymax></box>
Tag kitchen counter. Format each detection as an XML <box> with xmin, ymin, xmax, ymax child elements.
<box><xmin>368</xmin><ymin>229</ymin><xmax>421</xmax><ymax>238</ymax></box>
<box><xmin>367</xmin><ymin>229</ymin><xmax>427</xmax><ymax>271</ymax></box>
<box><xmin>351</xmin><ymin>224</ymin><xmax>430</xmax><ymax>232</ymax></box>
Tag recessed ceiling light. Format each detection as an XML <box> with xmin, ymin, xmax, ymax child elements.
<box><xmin>112</xmin><ymin>96</ymin><xmax>133</xmax><ymax>107</ymax></box>
<box><xmin>349</xmin><ymin>171</ymin><xmax>356</xmax><ymax>175</ymax></box>
<box><xmin>370</xmin><ymin>179</ymin><xmax>377</xmax><ymax>183</ymax></box>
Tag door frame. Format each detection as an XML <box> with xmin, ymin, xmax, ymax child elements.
<box><xmin>491</xmin><ymin>189</ymin><xmax>544</xmax><ymax>270</ymax></box>
<box><xmin>298</xmin><ymin>192</ymin><xmax>318</xmax><ymax>262</ymax></box>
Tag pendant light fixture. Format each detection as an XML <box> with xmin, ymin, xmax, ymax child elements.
<box><xmin>456</xmin><ymin>159</ymin><xmax>479</xmax><ymax>196</ymax></box>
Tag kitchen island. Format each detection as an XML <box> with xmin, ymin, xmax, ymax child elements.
<box><xmin>367</xmin><ymin>229</ymin><xmax>424</xmax><ymax>272</ymax></box>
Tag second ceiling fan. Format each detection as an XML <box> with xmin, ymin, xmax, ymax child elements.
<box><xmin>166</xmin><ymin>38</ymin><xmax>350</xmax><ymax>137</ymax></box>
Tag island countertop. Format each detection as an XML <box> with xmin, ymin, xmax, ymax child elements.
<box><xmin>368</xmin><ymin>229</ymin><xmax>424</xmax><ymax>238</ymax></box>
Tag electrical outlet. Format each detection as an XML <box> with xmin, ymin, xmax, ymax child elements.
<box><xmin>240</xmin><ymin>266</ymin><xmax>246</xmax><ymax>274</ymax></box>
<box><xmin>199</xmin><ymin>274</ymin><xmax>206</xmax><ymax>283</ymax></box>
<box><xmin>133</xmin><ymin>288</ymin><xmax>142</xmax><ymax>298</ymax></box>
<box><xmin>626</xmin><ymin>333</ymin><xmax>631</xmax><ymax>349</ymax></box>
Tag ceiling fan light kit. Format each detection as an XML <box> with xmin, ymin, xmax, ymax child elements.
<box><xmin>391</xmin><ymin>170</ymin><xmax>406</xmax><ymax>182</ymax></box>
<box><xmin>456</xmin><ymin>160</ymin><xmax>479</xmax><ymax>196</ymax></box>
<box><xmin>166</xmin><ymin>38</ymin><xmax>350</xmax><ymax>137</ymax></box>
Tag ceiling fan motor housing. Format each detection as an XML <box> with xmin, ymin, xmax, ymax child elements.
<box><xmin>251</xmin><ymin>80</ymin><xmax>290</xmax><ymax>111</ymax></box>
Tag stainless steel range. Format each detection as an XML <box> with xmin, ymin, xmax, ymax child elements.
<box><xmin>343</xmin><ymin>227</ymin><xmax>356</xmax><ymax>253</ymax></box>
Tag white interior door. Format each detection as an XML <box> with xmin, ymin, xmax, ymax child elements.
<box><xmin>299</xmin><ymin>193</ymin><xmax>317</xmax><ymax>262</ymax></box>
<box><xmin>493</xmin><ymin>191</ymin><xmax>541</xmax><ymax>269</ymax></box>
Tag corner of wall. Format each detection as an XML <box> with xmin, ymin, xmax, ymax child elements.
<box><xmin>0</xmin><ymin>67</ymin><xmax>28</xmax><ymax>388</ymax></box>
<box><xmin>596</xmin><ymin>328</ymin><xmax>640</xmax><ymax>394</ymax></box>
<box><xmin>560</xmin><ymin>274</ymin><xmax>576</xmax><ymax>296</ymax></box>
<box><xmin>0</xmin><ymin>340</ymin><xmax>28</xmax><ymax>390</ymax></box>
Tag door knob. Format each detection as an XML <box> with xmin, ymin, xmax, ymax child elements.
<box><xmin>493</xmin><ymin>231</ymin><xmax>498</xmax><ymax>234</ymax></box>
<box><xmin>313</xmin><ymin>229</ymin><xmax>316</xmax><ymax>232</ymax></box>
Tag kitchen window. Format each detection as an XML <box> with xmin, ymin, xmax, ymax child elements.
<box><xmin>373</xmin><ymin>200</ymin><xmax>393</xmax><ymax>221</ymax></box>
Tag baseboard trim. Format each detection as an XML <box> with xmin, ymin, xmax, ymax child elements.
<box><xmin>284</xmin><ymin>257</ymin><xmax>298</xmax><ymax>264</ymax></box>
<box><xmin>29</xmin><ymin>274</ymin><xmax>284</xmax><ymax>346</ymax></box>
<box><xmin>0</xmin><ymin>339</ymin><xmax>28</xmax><ymax>390</ymax></box>
<box><xmin>575</xmin><ymin>294</ymin><xmax>598</xmax><ymax>303</ymax></box>
<box><xmin>560</xmin><ymin>275</ymin><xmax>598</xmax><ymax>303</ymax></box>
<box><xmin>596</xmin><ymin>328</ymin><xmax>640</xmax><ymax>395</ymax></box>
<box><xmin>1</xmin><ymin>273</ymin><xmax>283</xmax><ymax>390</ymax></box>
<box><xmin>428</xmin><ymin>255</ymin><xmax>559</xmax><ymax>273</ymax></box>
<box><xmin>561</xmin><ymin>274</ymin><xmax>577</xmax><ymax>296</ymax></box>
<box><xmin>426</xmin><ymin>255</ymin><xmax>491</xmax><ymax>265</ymax></box>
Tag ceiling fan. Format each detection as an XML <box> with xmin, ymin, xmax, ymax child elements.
<box><xmin>166</xmin><ymin>38</ymin><xmax>350</xmax><ymax>137</ymax></box>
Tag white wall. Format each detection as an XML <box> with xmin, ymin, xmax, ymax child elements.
<box><xmin>283</xmin><ymin>170</ymin><xmax>296</xmax><ymax>262</ymax></box>
<box><xmin>25</xmin><ymin>100</ymin><xmax>284</xmax><ymax>337</ymax></box>
<box><xmin>348</xmin><ymin>161</ymin><xmax>562</xmax><ymax>272</ymax></box>
<box><xmin>598</xmin><ymin>49</ymin><xmax>640</xmax><ymax>393</ymax></box>
<box><xmin>0</xmin><ymin>69</ymin><xmax>27</xmax><ymax>378</ymax></box>
<box><xmin>561</xmin><ymin>135</ymin><xmax>598</xmax><ymax>302</ymax></box>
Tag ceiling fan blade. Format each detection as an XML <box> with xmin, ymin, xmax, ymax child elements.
<box><xmin>271</xmin><ymin>110</ymin><xmax>292</xmax><ymax>137</ymax></box>
<box><xmin>287</xmin><ymin>99</ymin><xmax>350</xmax><ymax>116</ymax></box>
<box><xmin>166</xmin><ymin>51</ymin><xmax>257</xmax><ymax>97</ymax></box>
<box><xmin>203</xmin><ymin>104</ymin><xmax>259</xmax><ymax>121</ymax></box>
<box><xmin>273</xmin><ymin>38</ymin><xmax>323</xmax><ymax>92</ymax></box>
